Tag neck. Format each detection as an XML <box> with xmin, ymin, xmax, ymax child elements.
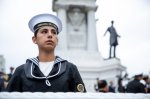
<box><xmin>38</xmin><ymin>50</ymin><xmax>55</xmax><ymax>62</ymax></box>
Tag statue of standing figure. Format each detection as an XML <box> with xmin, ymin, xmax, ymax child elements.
<box><xmin>104</xmin><ymin>20</ymin><xmax>121</xmax><ymax>58</ymax></box>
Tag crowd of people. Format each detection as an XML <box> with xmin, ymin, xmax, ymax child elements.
<box><xmin>95</xmin><ymin>73</ymin><xmax>150</xmax><ymax>93</ymax></box>
<box><xmin>0</xmin><ymin>67</ymin><xmax>14</xmax><ymax>91</ymax></box>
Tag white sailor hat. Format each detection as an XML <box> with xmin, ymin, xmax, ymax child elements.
<box><xmin>132</xmin><ymin>71</ymin><xmax>143</xmax><ymax>78</ymax></box>
<box><xmin>28</xmin><ymin>13</ymin><xmax>62</xmax><ymax>34</ymax></box>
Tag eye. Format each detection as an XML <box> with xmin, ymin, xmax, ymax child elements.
<box><xmin>41</xmin><ymin>29</ymin><xmax>48</xmax><ymax>34</ymax></box>
<box><xmin>51</xmin><ymin>29</ymin><xmax>57</xmax><ymax>35</ymax></box>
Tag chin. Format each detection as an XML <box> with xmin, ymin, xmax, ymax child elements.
<box><xmin>45</xmin><ymin>46</ymin><xmax>55</xmax><ymax>51</ymax></box>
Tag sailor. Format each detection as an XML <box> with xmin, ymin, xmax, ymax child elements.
<box><xmin>126</xmin><ymin>73</ymin><xmax>146</xmax><ymax>93</ymax></box>
<box><xmin>7</xmin><ymin>13</ymin><xmax>86</xmax><ymax>92</ymax></box>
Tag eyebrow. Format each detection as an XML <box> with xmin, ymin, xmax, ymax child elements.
<box><xmin>39</xmin><ymin>28</ymin><xmax>57</xmax><ymax>34</ymax></box>
<box><xmin>40</xmin><ymin>27</ymin><xmax>56</xmax><ymax>30</ymax></box>
<box><xmin>39</xmin><ymin>28</ymin><xmax>48</xmax><ymax>31</ymax></box>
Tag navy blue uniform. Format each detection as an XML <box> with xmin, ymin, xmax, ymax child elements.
<box><xmin>7</xmin><ymin>56</ymin><xmax>86</xmax><ymax>92</ymax></box>
<box><xmin>0</xmin><ymin>77</ymin><xmax>5</xmax><ymax>91</ymax></box>
<box><xmin>126</xmin><ymin>79</ymin><xmax>145</xmax><ymax>93</ymax></box>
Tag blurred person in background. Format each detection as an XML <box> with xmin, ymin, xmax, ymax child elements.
<box><xmin>108</xmin><ymin>81</ymin><xmax>115</xmax><ymax>93</ymax></box>
<box><xmin>0</xmin><ymin>71</ymin><xmax>5</xmax><ymax>91</ymax></box>
<box><xmin>143</xmin><ymin>75</ymin><xmax>150</xmax><ymax>93</ymax></box>
<box><xmin>98</xmin><ymin>80</ymin><xmax>109</xmax><ymax>93</ymax></box>
<box><xmin>0</xmin><ymin>71</ymin><xmax>9</xmax><ymax>91</ymax></box>
<box><xmin>94</xmin><ymin>78</ymin><xmax>99</xmax><ymax>92</ymax></box>
<box><xmin>126</xmin><ymin>73</ymin><xmax>146</xmax><ymax>93</ymax></box>
<box><xmin>118</xmin><ymin>78</ymin><xmax>126</xmax><ymax>93</ymax></box>
<box><xmin>7</xmin><ymin>66</ymin><xmax>15</xmax><ymax>81</ymax></box>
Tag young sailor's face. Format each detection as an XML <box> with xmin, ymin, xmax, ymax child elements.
<box><xmin>32</xmin><ymin>26</ymin><xmax>58</xmax><ymax>51</ymax></box>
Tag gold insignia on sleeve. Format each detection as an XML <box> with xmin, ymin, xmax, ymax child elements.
<box><xmin>77</xmin><ymin>84</ymin><xmax>84</xmax><ymax>92</ymax></box>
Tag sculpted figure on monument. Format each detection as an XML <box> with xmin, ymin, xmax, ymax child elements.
<box><xmin>67</xmin><ymin>7</ymin><xmax>87</xmax><ymax>49</ymax></box>
<box><xmin>68</xmin><ymin>7</ymin><xmax>85</xmax><ymax>31</ymax></box>
<box><xmin>104</xmin><ymin>20</ymin><xmax>121</xmax><ymax>58</ymax></box>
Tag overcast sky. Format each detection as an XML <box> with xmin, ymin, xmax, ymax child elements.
<box><xmin>0</xmin><ymin>0</ymin><xmax>150</xmax><ymax>77</ymax></box>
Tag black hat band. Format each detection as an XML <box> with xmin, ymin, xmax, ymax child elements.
<box><xmin>33</xmin><ymin>22</ymin><xmax>58</xmax><ymax>33</ymax></box>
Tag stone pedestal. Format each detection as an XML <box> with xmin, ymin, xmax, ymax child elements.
<box><xmin>56</xmin><ymin>50</ymin><xmax>126</xmax><ymax>92</ymax></box>
<box><xmin>53</xmin><ymin>0</ymin><xmax>126</xmax><ymax>92</ymax></box>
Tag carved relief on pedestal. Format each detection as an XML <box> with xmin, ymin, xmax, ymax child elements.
<box><xmin>67</xmin><ymin>7</ymin><xmax>87</xmax><ymax>50</ymax></box>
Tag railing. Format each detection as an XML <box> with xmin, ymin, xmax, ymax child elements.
<box><xmin>0</xmin><ymin>92</ymin><xmax>150</xmax><ymax>99</ymax></box>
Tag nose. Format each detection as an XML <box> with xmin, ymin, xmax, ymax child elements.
<box><xmin>47</xmin><ymin>31</ymin><xmax>52</xmax><ymax>38</ymax></box>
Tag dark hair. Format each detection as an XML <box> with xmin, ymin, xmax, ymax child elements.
<box><xmin>143</xmin><ymin>76</ymin><xmax>149</xmax><ymax>81</ymax></box>
<box><xmin>34</xmin><ymin>29</ymin><xmax>39</xmax><ymax>37</ymax></box>
<box><xmin>98</xmin><ymin>80</ymin><xmax>107</xmax><ymax>89</ymax></box>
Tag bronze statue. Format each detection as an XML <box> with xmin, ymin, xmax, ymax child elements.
<box><xmin>104</xmin><ymin>20</ymin><xmax>120</xmax><ymax>58</ymax></box>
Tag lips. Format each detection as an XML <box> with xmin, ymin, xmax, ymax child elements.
<box><xmin>45</xmin><ymin>40</ymin><xmax>54</xmax><ymax>44</ymax></box>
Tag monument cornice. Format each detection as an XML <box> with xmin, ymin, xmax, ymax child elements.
<box><xmin>53</xmin><ymin>3</ymin><xmax>69</xmax><ymax>11</ymax></box>
<box><xmin>53</xmin><ymin>2</ymin><xmax>97</xmax><ymax>12</ymax></box>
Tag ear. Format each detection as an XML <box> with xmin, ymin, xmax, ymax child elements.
<box><xmin>32</xmin><ymin>36</ymin><xmax>37</xmax><ymax>44</ymax></box>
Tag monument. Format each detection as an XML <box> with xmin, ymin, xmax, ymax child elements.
<box><xmin>52</xmin><ymin>0</ymin><xmax>126</xmax><ymax>92</ymax></box>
